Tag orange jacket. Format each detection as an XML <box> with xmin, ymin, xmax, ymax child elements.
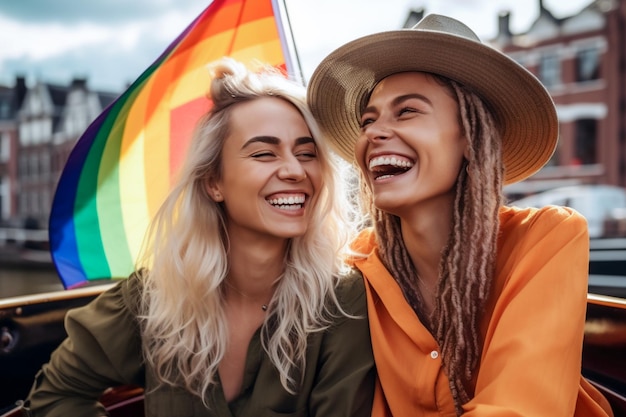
<box><xmin>351</xmin><ymin>205</ymin><xmax>613</xmax><ymax>416</ymax></box>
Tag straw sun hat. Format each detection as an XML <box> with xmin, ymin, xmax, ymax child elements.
<box><xmin>307</xmin><ymin>14</ymin><xmax>558</xmax><ymax>185</ymax></box>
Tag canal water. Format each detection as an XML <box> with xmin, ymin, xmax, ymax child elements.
<box><xmin>0</xmin><ymin>266</ymin><xmax>64</xmax><ymax>299</ymax></box>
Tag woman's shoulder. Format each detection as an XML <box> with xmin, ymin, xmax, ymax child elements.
<box><xmin>89</xmin><ymin>270</ymin><xmax>145</xmax><ymax>318</ymax></box>
<box><xmin>500</xmin><ymin>204</ymin><xmax>588</xmax><ymax>235</ymax></box>
<box><xmin>120</xmin><ymin>270</ymin><xmax>145</xmax><ymax>305</ymax></box>
<box><xmin>497</xmin><ymin>205</ymin><xmax>590</xmax><ymax>266</ymax></box>
<box><xmin>333</xmin><ymin>268</ymin><xmax>367</xmax><ymax>315</ymax></box>
<box><xmin>349</xmin><ymin>228</ymin><xmax>377</xmax><ymax>254</ymax></box>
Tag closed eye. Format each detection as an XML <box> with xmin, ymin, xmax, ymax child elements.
<box><xmin>295</xmin><ymin>144</ymin><xmax>318</xmax><ymax>161</ymax></box>
<box><xmin>360</xmin><ymin>117</ymin><xmax>375</xmax><ymax>130</ymax></box>
<box><xmin>251</xmin><ymin>151</ymin><xmax>275</xmax><ymax>159</ymax></box>
<box><xmin>398</xmin><ymin>106</ymin><xmax>418</xmax><ymax>117</ymax></box>
<box><xmin>296</xmin><ymin>151</ymin><xmax>317</xmax><ymax>161</ymax></box>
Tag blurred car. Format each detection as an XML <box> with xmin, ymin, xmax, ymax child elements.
<box><xmin>510</xmin><ymin>185</ymin><xmax>626</xmax><ymax>239</ymax></box>
<box><xmin>511</xmin><ymin>185</ymin><xmax>626</xmax><ymax>298</ymax></box>
<box><xmin>604</xmin><ymin>207</ymin><xmax>626</xmax><ymax>238</ymax></box>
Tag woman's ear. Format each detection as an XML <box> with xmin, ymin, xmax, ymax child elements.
<box><xmin>205</xmin><ymin>178</ymin><xmax>224</xmax><ymax>202</ymax></box>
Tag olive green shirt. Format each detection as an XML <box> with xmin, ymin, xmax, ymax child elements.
<box><xmin>25</xmin><ymin>271</ymin><xmax>375</xmax><ymax>417</ymax></box>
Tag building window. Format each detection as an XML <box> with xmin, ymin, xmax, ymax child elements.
<box><xmin>575</xmin><ymin>47</ymin><xmax>600</xmax><ymax>82</ymax></box>
<box><xmin>18</xmin><ymin>155</ymin><xmax>27</xmax><ymax>178</ymax></box>
<box><xmin>0</xmin><ymin>132</ymin><xmax>9</xmax><ymax>162</ymax></box>
<box><xmin>40</xmin><ymin>153</ymin><xmax>50</xmax><ymax>177</ymax></box>
<box><xmin>545</xmin><ymin>134</ymin><xmax>561</xmax><ymax>167</ymax></box>
<box><xmin>0</xmin><ymin>101</ymin><xmax>9</xmax><ymax>119</ymax></box>
<box><xmin>19</xmin><ymin>193</ymin><xmax>27</xmax><ymax>218</ymax></box>
<box><xmin>29</xmin><ymin>154</ymin><xmax>38</xmax><ymax>180</ymax></box>
<box><xmin>28</xmin><ymin>191</ymin><xmax>36</xmax><ymax>216</ymax></box>
<box><xmin>0</xmin><ymin>176</ymin><xmax>5</xmax><ymax>221</ymax></box>
<box><xmin>33</xmin><ymin>119</ymin><xmax>43</xmax><ymax>144</ymax></box>
<box><xmin>574</xmin><ymin>119</ymin><xmax>597</xmax><ymax>165</ymax></box>
<box><xmin>19</xmin><ymin>121</ymin><xmax>30</xmax><ymax>145</ymax></box>
<box><xmin>41</xmin><ymin>189</ymin><xmax>50</xmax><ymax>216</ymax></box>
<box><xmin>539</xmin><ymin>53</ymin><xmax>561</xmax><ymax>88</ymax></box>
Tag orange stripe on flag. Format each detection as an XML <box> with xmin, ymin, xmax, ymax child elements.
<box><xmin>169</xmin><ymin>97</ymin><xmax>213</xmax><ymax>187</ymax></box>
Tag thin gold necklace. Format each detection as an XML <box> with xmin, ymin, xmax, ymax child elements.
<box><xmin>224</xmin><ymin>280</ymin><xmax>269</xmax><ymax>311</ymax></box>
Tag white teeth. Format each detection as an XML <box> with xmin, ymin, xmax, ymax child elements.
<box><xmin>268</xmin><ymin>195</ymin><xmax>305</xmax><ymax>205</ymax></box>
<box><xmin>267</xmin><ymin>194</ymin><xmax>306</xmax><ymax>209</ymax></box>
<box><xmin>369</xmin><ymin>156</ymin><xmax>414</xmax><ymax>170</ymax></box>
<box><xmin>273</xmin><ymin>204</ymin><xmax>301</xmax><ymax>211</ymax></box>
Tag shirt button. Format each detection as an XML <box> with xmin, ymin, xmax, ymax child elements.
<box><xmin>430</xmin><ymin>350</ymin><xmax>439</xmax><ymax>359</ymax></box>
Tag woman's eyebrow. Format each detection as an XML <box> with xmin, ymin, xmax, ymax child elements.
<box><xmin>362</xmin><ymin>93</ymin><xmax>433</xmax><ymax>115</ymax></box>
<box><xmin>392</xmin><ymin>93</ymin><xmax>432</xmax><ymax>107</ymax></box>
<box><xmin>295</xmin><ymin>137</ymin><xmax>315</xmax><ymax>146</ymax></box>
<box><xmin>242</xmin><ymin>136</ymin><xmax>280</xmax><ymax>149</ymax></box>
<box><xmin>242</xmin><ymin>136</ymin><xmax>315</xmax><ymax>149</ymax></box>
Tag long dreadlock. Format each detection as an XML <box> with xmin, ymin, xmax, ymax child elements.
<box><xmin>363</xmin><ymin>74</ymin><xmax>504</xmax><ymax>415</ymax></box>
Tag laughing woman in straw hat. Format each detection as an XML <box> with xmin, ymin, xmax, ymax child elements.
<box><xmin>308</xmin><ymin>13</ymin><xmax>613</xmax><ymax>417</ymax></box>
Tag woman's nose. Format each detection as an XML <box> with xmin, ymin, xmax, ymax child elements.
<box><xmin>364</xmin><ymin>120</ymin><xmax>391</xmax><ymax>143</ymax></box>
<box><xmin>278</xmin><ymin>156</ymin><xmax>307</xmax><ymax>181</ymax></box>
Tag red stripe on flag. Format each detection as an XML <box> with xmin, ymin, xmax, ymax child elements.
<box><xmin>169</xmin><ymin>97</ymin><xmax>213</xmax><ymax>182</ymax></box>
<box><xmin>176</xmin><ymin>0</ymin><xmax>274</xmax><ymax>49</ymax></box>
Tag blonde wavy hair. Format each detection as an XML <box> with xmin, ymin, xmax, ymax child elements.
<box><xmin>360</xmin><ymin>73</ymin><xmax>503</xmax><ymax>415</ymax></box>
<box><xmin>136</xmin><ymin>57</ymin><xmax>356</xmax><ymax>402</ymax></box>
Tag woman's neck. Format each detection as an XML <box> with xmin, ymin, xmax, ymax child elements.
<box><xmin>225</xmin><ymin>236</ymin><xmax>287</xmax><ymax>300</ymax></box>
<box><xmin>399</xmin><ymin>199</ymin><xmax>453</xmax><ymax>289</ymax></box>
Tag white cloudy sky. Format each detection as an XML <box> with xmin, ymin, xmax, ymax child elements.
<box><xmin>0</xmin><ymin>0</ymin><xmax>591</xmax><ymax>92</ymax></box>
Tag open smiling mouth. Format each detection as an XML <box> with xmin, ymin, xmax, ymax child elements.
<box><xmin>266</xmin><ymin>194</ymin><xmax>306</xmax><ymax>211</ymax></box>
<box><xmin>369</xmin><ymin>156</ymin><xmax>415</xmax><ymax>180</ymax></box>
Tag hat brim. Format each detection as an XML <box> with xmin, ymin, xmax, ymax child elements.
<box><xmin>307</xmin><ymin>29</ymin><xmax>558</xmax><ymax>185</ymax></box>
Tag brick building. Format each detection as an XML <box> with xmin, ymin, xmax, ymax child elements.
<box><xmin>406</xmin><ymin>0</ymin><xmax>626</xmax><ymax>198</ymax></box>
<box><xmin>0</xmin><ymin>77</ymin><xmax>26</xmax><ymax>225</ymax></box>
<box><xmin>498</xmin><ymin>0</ymin><xmax>626</xmax><ymax>197</ymax></box>
<box><xmin>0</xmin><ymin>77</ymin><xmax>117</xmax><ymax>228</ymax></box>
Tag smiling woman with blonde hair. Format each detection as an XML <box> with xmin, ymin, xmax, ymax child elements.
<box><xmin>24</xmin><ymin>57</ymin><xmax>375</xmax><ymax>417</ymax></box>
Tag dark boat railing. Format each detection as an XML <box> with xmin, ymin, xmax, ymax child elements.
<box><xmin>584</xmin><ymin>293</ymin><xmax>626</xmax><ymax>416</ymax></box>
<box><xmin>1</xmin><ymin>287</ymin><xmax>625</xmax><ymax>416</ymax></box>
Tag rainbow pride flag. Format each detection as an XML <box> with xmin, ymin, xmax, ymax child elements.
<box><xmin>49</xmin><ymin>0</ymin><xmax>301</xmax><ymax>289</ymax></box>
